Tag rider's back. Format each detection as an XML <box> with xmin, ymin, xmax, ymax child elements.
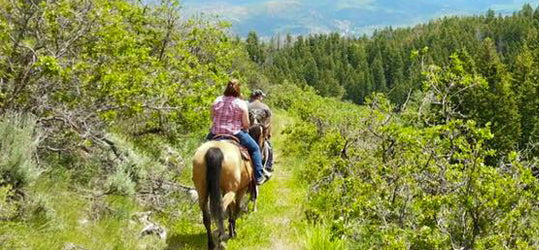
<box><xmin>248</xmin><ymin>101</ymin><xmax>271</xmax><ymax>126</ymax></box>
<box><xmin>212</xmin><ymin>96</ymin><xmax>247</xmax><ymax>135</ymax></box>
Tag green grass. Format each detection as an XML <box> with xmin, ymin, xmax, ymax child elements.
<box><xmin>303</xmin><ymin>224</ymin><xmax>347</xmax><ymax>250</ymax></box>
<box><xmin>0</xmin><ymin>168</ymin><xmax>167</xmax><ymax>250</ymax></box>
<box><xmin>225</xmin><ymin>155</ymin><xmax>308</xmax><ymax>250</ymax></box>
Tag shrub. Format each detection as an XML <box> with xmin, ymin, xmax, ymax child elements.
<box><xmin>273</xmin><ymin>81</ymin><xmax>539</xmax><ymax>248</ymax></box>
<box><xmin>0</xmin><ymin>113</ymin><xmax>41</xmax><ymax>189</ymax></box>
<box><xmin>107</xmin><ymin>163</ymin><xmax>137</xmax><ymax>197</ymax></box>
<box><xmin>19</xmin><ymin>193</ymin><xmax>58</xmax><ymax>228</ymax></box>
<box><xmin>0</xmin><ymin>185</ymin><xmax>17</xmax><ymax>220</ymax></box>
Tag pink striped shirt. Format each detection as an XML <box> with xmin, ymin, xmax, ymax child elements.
<box><xmin>211</xmin><ymin>96</ymin><xmax>248</xmax><ymax>135</ymax></box>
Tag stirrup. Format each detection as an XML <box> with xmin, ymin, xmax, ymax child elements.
<box><xmin>256</xmin><ymin>176</ymin><xmax>267</xmax><ymax>185</ymax></box>
<box><xmin>263</xmin><ymin>169</ymin><xmax>272</xmax><ymax>180</ymax></box>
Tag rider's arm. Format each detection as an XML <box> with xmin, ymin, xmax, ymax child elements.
<box><xmin>267</xmin><ymin>122</ymin><xmax>272</xmax><ymax>138</ymax></box>
<box><xmin>265</xmin><ymin>107</ymin><xmax>272</xmax><ymax>138</ymax></box>
<box><xmin>210</xmin><ymin>96</ymin><xmax>220</xmax><ymax>121</ymax></box>
<box><xmin>239</xmin><ymin>100</ymin><xmax>250</xmax><ymax>130</ymax></box>
<box><xmin>242</xmin><ymin>108</ymin><xmax>250</xmax><ymax>130</ymax></box>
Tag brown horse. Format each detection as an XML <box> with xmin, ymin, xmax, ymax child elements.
<box><xmin>192</xmin><ymin>140</ymin><xmax>255</xmax><ymax>249</ymax></box>
<box><xmin>249</xmin><ymin>124</ymin><xmax>270</xmax><ymax>172</ymax></box>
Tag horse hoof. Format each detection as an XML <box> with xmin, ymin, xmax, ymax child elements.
<box><xmin>218</xmin><ymin>241</ymin><xmax>227</xmax><ymax>249</ymax></box>
<box><xmin>219</xmin><ymin>233</ymin><xmax>231</xmax><ymax>241</ymax></box>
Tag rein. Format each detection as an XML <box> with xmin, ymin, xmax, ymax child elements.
<box><xmin>249</xmin><ymin>123</ymin><xmax>264</xmax><ymax>130</ymax></box>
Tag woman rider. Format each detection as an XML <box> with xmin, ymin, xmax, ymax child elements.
<box><xmin>207</xmin><ymin>79</ymin><xmax>266</xmax><ymax>185</ymax></box>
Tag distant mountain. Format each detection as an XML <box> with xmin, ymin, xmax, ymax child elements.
<box><xmin>181</xmin><ymin>0</ymin><xmax>539</xmax><ymax>37</ymax></box>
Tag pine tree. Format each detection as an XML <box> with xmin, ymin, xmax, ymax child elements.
<box><xmin>513</xmin><ymin>45</ymin><xmax>539</xmax><ymax>155</ymax></box>
<box><xmin>246</xmin><ymin>31</ymin><xmax>265</xmax><ymax>64</ymax></box>
<box><xmin>372</xmin><ymin>52</ymin><xmax>387</xmax><ymax>92</ymax></box>
<box><xmin>520</xmin><ymin>3</ymin><xmax>534</xmax><ymax>17</ymax></box>
<box><xmin>304</xmin><ymin>56</ymin><xmax>319</xmax><ymax>88</ymax></box>
<box><xmin>468</xmin><ymin>38</ymin><xmax>521</xmax><ymax>158</ymax></box>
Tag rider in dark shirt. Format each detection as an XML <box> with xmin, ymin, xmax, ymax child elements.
<box><xmin>248</xmin><ymin>90</ymin><xmax>274</xmax><ymax>176</ymax></box>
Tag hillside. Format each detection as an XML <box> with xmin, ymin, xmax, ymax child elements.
<box><xmin>181</xmin><ymin>0</ymin><xmax>539</xmax><ymax>36</ymax></box>
<box><xmin>247</xmin><ymin>5</ymin><xmax>539</xmax><ymax>161</ymax></box>
<box><xmin>1</xmin><ymin>1</ymin><xmax>538</xmax><ymax>249</ymax></box>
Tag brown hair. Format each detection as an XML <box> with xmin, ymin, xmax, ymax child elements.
<box><xmin>224</xmin><ymin>79</ymin><xmax>241</xmax><ymax>98</ymax></box>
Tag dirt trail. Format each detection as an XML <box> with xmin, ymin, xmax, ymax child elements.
<box><xmin>226</xmin><ymin>111</ymin><xmax>306</xmax><ymax>250</ymax></box>
<box><xmin>263</xmin><ymin>153</ymin><xmax>302</xmax><ymax>250</ymax></box>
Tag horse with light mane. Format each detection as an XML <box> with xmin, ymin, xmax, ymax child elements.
<box><xmin>249</xmin><ymin>123</ymin><xmax>270</xmax><ymax>170</ymax></box>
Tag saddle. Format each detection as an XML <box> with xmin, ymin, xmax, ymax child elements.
<box><xmin>211</xmin><ymin>134</ymin><xmax>251</xmax><ymax>161</ymax></box>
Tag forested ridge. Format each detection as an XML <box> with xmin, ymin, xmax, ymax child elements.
<box><xmin>0</xmin><ymin>0</ymin><xmax>538</xmax><ymax>249</ymax></box>
<box><xmin>248</xmin><ymin>4</ymin><xmax>539</xmax><ymax>161</ymax></box>
<box><xmin>256</xmin><ymin>5</ymin><xmax>539</xmax><ymax>248</ymax></box>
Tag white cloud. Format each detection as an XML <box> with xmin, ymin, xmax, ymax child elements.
<box><xmin>265</xmin><ymin>0</ymin><xmax>303</xmax><ymax>17</ymax></box>
<box><xmin>334</xmin><ymin>19</ymin><xmax>353</xmax><ymax>34</ymax></box>
<box><xmin>187</xmin><ymin>2</ymin><xmax>251</xmax><ymax>22</ymax></box>
<box><xmin>489</xmin><ymin>0</ymin><xmax>537</xmax><ymax>12</ymax></box>
<box><xmin>336</xmin><ymin>0</ymin><xmax>377</xmax><ymax>10</ymax></box>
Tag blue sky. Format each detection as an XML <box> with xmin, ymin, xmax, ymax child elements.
<box><xmin>180</xmin><ymin>0</ymin><xmax>539</xmax><ymax>37</ymax></box>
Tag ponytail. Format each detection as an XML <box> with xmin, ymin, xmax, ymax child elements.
<box><xmin>223</xmin><ymin>79</ymin><xmax>241</xmax><ymax>98</ymax></box>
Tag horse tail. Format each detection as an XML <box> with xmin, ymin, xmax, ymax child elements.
<box><xmin>205</xmin><ymin>147</ymin><xmax>223</xmax><ymax>221</ymax></box>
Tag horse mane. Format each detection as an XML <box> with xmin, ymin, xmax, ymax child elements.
<box><xmin>249</xmin><ymin>124</ymin><xmax>264</xmax><ymax>147</ymax></box>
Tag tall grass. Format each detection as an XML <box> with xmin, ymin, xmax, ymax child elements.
<box><xmin>304</xmin><ymin>224</ymin><xmax>347</xmax><ymax>250</ymax></box>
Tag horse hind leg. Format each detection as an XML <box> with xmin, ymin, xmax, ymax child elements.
<box><xmin>251</xmin><ymin>186</ymin><xmax>259</xmax><ymax>212</ymax></box>
<box><xmin>221</xmin><ymin>191</ymin><xmax>236</xmax><ymax>240</ymax></box>
<box><xmin>229</xmin><ymin>189</ymin><xmax>246</xmax><ymax>238</ymax></box>
<box><xmin>228</xmin><ymin>204</ymin><xmax>237</xmax><ymax>239</ymax></box>
<box><xmin>195</xmin><ymin>174</ymin><xmax>214</xmax><ymax>249</ymax></box>
<box><xmin>200</xmin><ymin>199</ymin><xmax>215</xmax><ymax>250</ymax></box>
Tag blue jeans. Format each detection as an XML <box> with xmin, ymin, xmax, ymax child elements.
<box><xmin>206</xmin><ymin>131</ymin><xmax>264</xmax><ymax>180</ymax></box>
<box><xmin>265</xmin><ymin>140</ymin><xmax>274</xmax><ymax>172</ymax></box>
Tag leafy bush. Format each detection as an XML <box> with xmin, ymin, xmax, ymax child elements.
<box><xmin>0</xmin><ymin>0</ymin><xmax>251</xmax><ymax>167</ymax></box>
<box><xmin>0</xmin><ymin>0</ymin><xmax>258</xmax><ymax>199</ymax></box>
<box><xmin>270</xmin><ymin>65</ymin><xmax>539</xmax><ymax>248</ymax></box>
<box><xmin>104</xmin><ymin>134</ymin><xmax>170</xmax><ymax>196</ymax></box>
